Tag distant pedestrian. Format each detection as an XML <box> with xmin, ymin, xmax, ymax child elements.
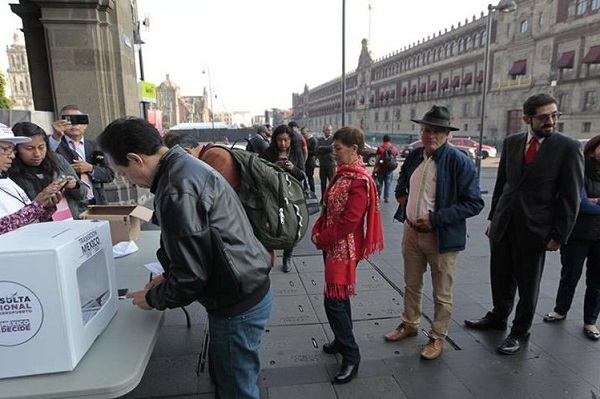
<box><xmin>302</xmin><ymin>126</ymin><xmax>318</xmax><ymax>193</ymax></box>
<box><xmin>543</xmin><ymin>134</ymin><xmax>600</xmax><ymax>341</ymax></box>
<box><xmin>316</xmin><ymin>125</ymin><xmax>335</xmax><ymax>201</ymax></box>
<box><xmin>246</xmin><ymin>125</ymin><xmax>271</xmax><ymax>155</ymax></box>
<box><xmin>312</xmin><ymin>125</ymin><xmax>383</xmax><ymax>384</ymax></box>
<box><xmin>288</xmin><ymin>121</ymin><xmax>308</xmax><ymax>162</ymax></box>
<box><xmin>373</xmin><ymin>134</ymin><xmax>399</xmax><ymax>203</ymax></box>
<box><xmin>465</xmin><ymin>93</ymin><xmax>584</xmax><ymax>355</ymax></box>
<box><xmin>384</xmin><ymin>105</ymin><xmax>483</xmax><ymax>360</ymax></box>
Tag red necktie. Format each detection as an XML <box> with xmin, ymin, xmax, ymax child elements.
<box><xmin>525</xmin><ymin>137</ymin><xmax>538</xmax><ymax>164</ymax></box>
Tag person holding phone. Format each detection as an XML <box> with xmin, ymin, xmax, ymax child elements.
<box><xmin>50</xmin><ymin>104</ymin><xmax>115</xmax><ymax>211</ymax></box>
<box><xmin>9</xmin><ymin>122</ymin><xmax>86</xmax><ymax>219</ymax></box>
<box><xmin>0</xmin><ymin>123</ymin><xmax>62</xmax><ymax>235</ymax></box>
<box><xmin>261</xmin><ymin>124</ymin><xmax>305</xmax><ymax>272</ymax></box>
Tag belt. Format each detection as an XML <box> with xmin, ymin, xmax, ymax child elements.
<box><xmin>406</xmin><ymin>219</ymin><xmax>433</xmax><ymax>233</ymax></box>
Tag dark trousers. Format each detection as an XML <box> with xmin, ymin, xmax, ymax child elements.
<box><xmin>489</xmin><ymin>233</ymin><xmax>545</xmax><ymax>338</ymax></box>
<box><xmin>319</xmin><ymin>163</ymin><xmax>336</xmax><ymax>201</ymax></box>
<box><xmin>555</xmin><ymin>237</ymin><xmax>600</xmax><ymax>325</ymax></box>
<box><xmin>305</xmin><ymin>159</ymin><xmax>316</xmax><ymax>193</ymax></box>
<box><xmin>324</xmin><ymin>297</ymin><xmax>360</xmax><ymax>366</ymax></box>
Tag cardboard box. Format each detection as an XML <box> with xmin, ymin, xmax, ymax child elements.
<box><xmin>80</xmin><ymin>205</ymin><xmax>153</xmax><ymax>245</ymax></box>
<box><xmin>0</xmin><ymin>220</ymin><xmax>117</xmax><ymax>379</ymax></box>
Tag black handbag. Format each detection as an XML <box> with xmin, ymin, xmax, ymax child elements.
<box><xmin>301</xmin><ymin>174</ymin><xmax>321</xmax><ymax>216</ymax></box>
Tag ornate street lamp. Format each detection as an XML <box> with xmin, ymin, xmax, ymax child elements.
<box><xmin>477</xmin><ymin>0</ymin><xmax>517</xmax><ymax>180</ymax></box>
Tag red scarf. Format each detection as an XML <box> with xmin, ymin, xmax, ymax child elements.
<box><xmin>322</xmin><ymin>159</ymin><xmax>384</xmax><ymax>299</ymax></box>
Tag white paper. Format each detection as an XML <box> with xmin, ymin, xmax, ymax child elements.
<box><xmin>144</xmin><ymin>262</ymin><xmax>164</xmax><ymax>275</ymax></box>
<box><xmin>112</xmin><ymin>240</ymin><xmax>139</xmax><ymax>258</ymax></box>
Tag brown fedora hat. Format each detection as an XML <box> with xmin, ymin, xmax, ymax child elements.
<box><xmin>411</xmin><ymin>105</ymin><xmax>460</xmax><ymax>131</ymax></box>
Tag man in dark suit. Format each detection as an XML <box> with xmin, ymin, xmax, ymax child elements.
<box><xmin>464</xmin><ymin>93</ymin><xmax>584</xmax><ymax>354</ymax></box>
<box><xmin>50</xmin><ymin>104</ymin><xmax>115</xmax><ymax>211</ymax></box>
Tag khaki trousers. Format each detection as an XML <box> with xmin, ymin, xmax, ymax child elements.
<box><xmin>401</xmin><ymin>222</ymin><xmax>459</xmax><ymax>339</ymax></box>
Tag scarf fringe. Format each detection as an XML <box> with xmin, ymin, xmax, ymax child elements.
<box><xmin>324</xmin><ymin>283</ymin><xmax>356</xmax><ymax>300</ymax></box>
<box><xmin>363</xmin><ymin>241</ymin><xmax>385</xmax><ymax>259</ymax></box>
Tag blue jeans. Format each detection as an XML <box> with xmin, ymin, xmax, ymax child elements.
<box><xmin>375</xmin><ymin>170</ymin><xmax>394</xmax><ymax>201</ymax></box>
<box><xmin>208</xmin><ymin>289</ymin><xmax>272</xmax><ymax>399</ymax></box>
<box><xmin>324</xmin><ymin>297</ymin><xmax>360</xmax><ymax>365</ymax></box>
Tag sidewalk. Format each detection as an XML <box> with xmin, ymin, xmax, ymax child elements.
<box><xmin>124</xmin><ymin>162</ymin><xmax>599</xmax><ymax>399</ymax></box>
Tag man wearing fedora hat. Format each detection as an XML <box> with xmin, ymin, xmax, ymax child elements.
<box><xmin>384</xmin><ymin>105</ymin><xmax>484</xmax><ymax>360</ymax></box>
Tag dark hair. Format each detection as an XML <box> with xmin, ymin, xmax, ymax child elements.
<box><xmin>163</xmin><ymin>131</ymin><xmax>200</xmax><ymax>149</ymax></box>
<box><xmin>523</xmin><ymin>93</ymin><xmax>558</xmax><ymax>116</ymax></box>
<box><xmin>10</xmin><ymin>121</ymin><xmax>61</xmax><ymax>186</ymax></box>
<box><xmin>332</xmin><ymin>126</ymin><xmax>365</xmax><ymax>152</ymax></box>
<box><xmin>584</xmin><ymin>135</ymin><xmax>600</xmax><ymax>160</ymax></box>
<box><xmin>383</xmin><ymin>134</ymin><xmax>392</xmax><ymax>142</ymax></box>
<box><xmin>288</xmin><ymin>121</ymin><xmax>299</xmax><ymax>129</ymax></box>
<box><xmin>269</xmin><ymin>124</ymin><xmax>298</xmax><ymax>150</ymax></box>
<box><xmin>98</xmin><ymin>117</ymin><xmax>164</xmax><ymax>166</ymax></box>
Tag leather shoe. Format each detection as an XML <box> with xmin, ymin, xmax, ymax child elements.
<box><xmin>420</xmin><ymin>337</ymin><xmax>444</xmax><ymax>360</ymax></box>
<box><xmin>384</xmin><ymin>323</ymin><xmax>418</xmax><ymax>342</ymax></box>
<box><xmin>496</xmin><ymin>333</ymin><xmax>530</xmax><ymax>355</ymax></box>
<box><xmin>282</xmin><ymin>257</ymin><xmax>291</xmax><ymax>273</ymax></box>
<box><xmin>583</xmin><ymin>327</ymin><xmax>600</xmax><ymax>341</ymax></box>
<box><xmin>464</xmin><ymin>317</ymin><xmax>507</xmax><ymax>331</ymax></box>
<box><xmin>322</xmin><ymin>341</ymin><xmax>340</xmax><ymax>354</ymax></box>
<box><xmin>333</xmin><ymin>363</ymin><xmax>359</xmax><ymax>384</ymax></box>
<box><xmin>543</xmin><ymin>312</ymin><xmax>566</xmax><ymax>322</ymax></box>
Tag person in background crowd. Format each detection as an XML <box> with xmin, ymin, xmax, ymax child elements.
<box><xmin>163</xmin><ymin>131</ymin><xmax>202</xmax><ymax>158</ymax></box>
<box><xmin>373</xmin><ymin>134</ymin><xmax>399</xmax><ymax>203</ymax></box>
<box><xmin>261</xmin><ymin>124</ymin><xmax>305</xmax><ymax>273</ymax></box>
<box><xmin>0</xmin><ymin>123</ymin><xmax>62</xmax><ymax>235</ymax></box>
<box><xmin>384</xmin><ymin>105</ymin><xmax>484</xmax><ymax>360</ymax></box>
<box><xmin>302</xmin><ymin>126</ymin><xmax>318</xmax><ymax>193</ymax></box>
<box><xmin>316</xmin><ymin>125</ymin><xmax>336</xmax><ymax>201</ymax></box>
<box><xmin>98</xmin><ymin>117</ymin><xmax>272</xmax><ymax>399</ymax></box>
<box><xmin>465</xmin><ymin>93</ymin><xmax>584</xmax><ymax>355</ymax></box>
<box><xmin>543</xmin><ymin>134</ymin><xmax>600</xmax><ymax>341</ymax></box>
<box><xmin>50</xmin><ymin>104</ymin><xmax>115</xmax><ymax>212</ymax></box>
<box><xmin>247</xmin><ymin>125</ymin><xmax>271</xmax><ymax>155</ymax></box>
<box><xmin>288</xmin><ymin>121</ymin><xmax>308</xmax><ymax>162</ymax></box>
<box><xmin>10</xmin><ymin>122</ymin><xmax>85</xmax><ymax>220</ymax></box>
<box><xmin>312</xmin><ymin>125</ymin><xmax>383</xmax><ymax>384</ymax></box>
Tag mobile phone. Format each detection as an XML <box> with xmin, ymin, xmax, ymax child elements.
<box><xmin>62</xmin><ymin>114</ymin><xmax>89</xmax><ymax>125</ymax></box>
<box><xmin>279</xmin><ymin>157</ymin><xmax>288</xmax><ymax>162</ymax></box>
<box><xmin>58</xmin><ymin>179</ymin><xmax>69</xmax><ymax>190</ymax></box>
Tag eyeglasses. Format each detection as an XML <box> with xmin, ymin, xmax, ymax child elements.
<box><xmin>0</xmin><ymin>145</ymin><xmax>16</xmax><ymax>155</ymax></box>
<box><xmin>531</xmin><ymin>112</ymin><xmax>562</xmax><ymax>122</ymax></box>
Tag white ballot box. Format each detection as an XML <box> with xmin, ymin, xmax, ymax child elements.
<box><xmin>0</xmin><ymin>220</ymin><xmax>118</xmax><ymax>379</ymax></box>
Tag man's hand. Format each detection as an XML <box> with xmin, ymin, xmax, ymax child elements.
<box><xmin>415</xmin><ymin>214</ymin><xmax>433</xmax><ymax>231</ymax></box>
<box><xmin>126</xmin><ymin>289</ymin><xmax>152</xmax><ymax>310</ymax></box>
<box><xmin>71</xmin><ymin>159</ymin><xmax>93</xmax><ymax>174</ymax></box>
<box><xmin>51</xmin><ymin>119</ymin><xmax>70</xmax><ymax>141</ymax></box>
<box><xmin>546</xmin><ymin>239</ymin><xmax>560</xmax><ymax>251</ymax></box>
<box><xmin>144</xmin><ymin>274</ymin><xmax>166</xmax><ymax>290</ymax></box>
<box><xmin>397</xmin><ymin>195</ymin><xmax>408</xmax><ymax>208</ymax></box>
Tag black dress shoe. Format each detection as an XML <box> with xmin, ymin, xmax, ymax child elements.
<box><xmin>282</xmin><ymin>257</ymin><xmax>291</xmax><ymax>273</ymax></box>
<box><xmin>333</xmin><ymin>363</ymin><xmax>359</xmax><ymax>384</ymax></box>
<box><xmin>583</xmin><ymin>327</ymin><xmax>600</xmax><ymax>341</ymax></box>
<box><xmin>464</xmin><ymin>317</ymin><xmax>507</xmax><ymax>331</ymax></box>
<box><xmin>323</xmin><ymin>341</ymin><xmax>340</xmax><ymax>354</ymax></box>
<box><xmin>497</xmin><ymin>334</ymin><xmax>530</xmax><ymax>355</ymax></box>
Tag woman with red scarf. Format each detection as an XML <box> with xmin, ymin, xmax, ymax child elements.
<box><xmin>311</xmin><ymin>126</ymin><xmax>383</xmax><ymax>384</ymax></box>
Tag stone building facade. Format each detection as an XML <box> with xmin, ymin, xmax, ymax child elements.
<box><xmin>6</xmin><ymin>31</ymin><xmax>34</xmax><ymax>111</ymax></box>
<box><xmin>293</xmin><ymin>0</ymin><xmax>600</xmax><ymax>140</ymax></box>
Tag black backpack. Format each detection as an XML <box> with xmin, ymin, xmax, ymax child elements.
<box><xmin>380</xmin><ymin>146</ymin><xmax>398</xmax><ymax>171</ymax></box>
<box><xmin>214</xmin><ymin>144</ymin><xmax>309</xmax><ymax>250</ymax></box>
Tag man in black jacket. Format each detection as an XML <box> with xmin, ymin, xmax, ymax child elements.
<box><xmin>50</xmin><ymin>104</ymin><xmax>115</xmax><ymax>210</ymax></box>
<box><xmin>98</xmin><ymin>117</ymin><xmax>272</xmax><ymax>399</ymax></box>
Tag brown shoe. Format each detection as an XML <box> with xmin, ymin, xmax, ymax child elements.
<box><xmin>420</xmin><ymin>337</ymin><xmax>444</xmax><ymax>360</ymax></box>
<box><xmin>384</xmin><ymin>323</ymin><xmax>418</xmax><ymax>342</ymax></box>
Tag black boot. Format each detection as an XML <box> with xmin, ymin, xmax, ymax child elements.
<box><xmin>282</xmin><ymin>255</ymin><xmax>291</xmax><ymax>273</ymax></box>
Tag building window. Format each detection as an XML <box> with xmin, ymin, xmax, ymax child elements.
<box><xmin>395</xmin><ymin>110</ymin><xmax>401</xmax><ymax>121</ymax></box>
<box><xmin>410</xmin><ymin>108</ymin><xmax>417</xmax><ymax>119</ymax></box>
<box><xmin>583</xmin><ymin>122</ymin><xmax>592</xmax><ymax>132</ymax></box>
<box><xmin>384</xmin><ymin>111</ymin><xmax>389</xmax><ymax>122</ymax></box>
<box><xmin>557</xmin><ymin>92</ymin><xmax>570</xmax><ymax>112</ymax></box>
<box><xmin>576</xmin><ymin>0</ymin><xmax>588</xmax><ymax>14</ymax></box>
<box><xmin>374</xmin><ymin>112</ymin><xmax>379</xmax><ymax>122</ymax></box>
<box><xmin>509</xmin><ymin>59</ymin><xmax>527</xmax><ymax>77</ymax></box>
<box><xmin>476</xmin><ymin>101</ymin><xmax>482</xmax><ymax>117</ymax></box>
<box><xmin>462</xmin><ymin>103</ymin><xmax>470</xmax><ymax>117</ymax></box>
<box><xmin>593</xmin><ymin>0</ymin><xmax>600</xmax><ymax>10</ymax></box>
<box><xmin>583</xmin><ymin>90</ymin><xmax>597</xmax><ymax>111</ymax></box>
<box><xmin>538</xmin><ymin>12</ymin><xmax>544</xmax><ymax>26</ymax></box>
<box><xmin>458</xmin><ymin>39</ymin><xmax>464</xmax><ymax>53</ymax></box>
<box><xmin>520</xmin><ymin>20</ymin><xmax>529</xmax><ymax>33</ymax></box>
<box><xmin>463</xmin><ymin>124</ymin><xmax>469</xmax><ymax>131</ymax></box>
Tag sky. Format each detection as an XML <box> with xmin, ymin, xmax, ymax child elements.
<box><xmin>0</xmin><ymin>0</ymin><xmax>490</xmax><ymax>116</ymax></box>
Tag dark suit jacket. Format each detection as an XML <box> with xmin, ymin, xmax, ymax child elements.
<box><xmin>55</xmin><ymin>137</ymin><xmax>115</xmax><ymax>205</ymax></box>
<box><xmin>488</xmin><ymin>131</ymin><xmax>584</xmax><ymax>251</ymax></box>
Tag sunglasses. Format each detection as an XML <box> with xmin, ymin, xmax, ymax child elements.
<box><xmin>530</xmin><ymin>112</ymin><xmax>562</xmax><ymax>122</ymax></box>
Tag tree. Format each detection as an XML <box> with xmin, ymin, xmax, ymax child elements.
<box><xmin>0</xmin><ymin>71</ymin><xmax>11</xmax><ymax>109</ymax></box>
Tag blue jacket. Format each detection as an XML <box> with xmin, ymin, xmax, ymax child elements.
<box><xmin>394</xmin><ymin>143</ymin><xmax>484</xmax><ymax>253</ymax></box>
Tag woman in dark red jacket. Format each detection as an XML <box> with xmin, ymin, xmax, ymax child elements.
<box><xmin>311</xmin><ymin>126</ymin><xmax>383</xmax><ymax>384</ymax></box>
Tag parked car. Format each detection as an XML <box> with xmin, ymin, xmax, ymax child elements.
<box><xmin>314</xmin><ymin>142</ymin><xmax>378</xmax><ymax>167</ymax></box>
<box><xmin>448</xmin><ymin>137</ymin><xmax>497</xmax><ymax>158</ymax></box>
<box><xmin>400</xmin><ymin>139</ymin><xmax>476</xmax><ymax>160</ymax></box>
